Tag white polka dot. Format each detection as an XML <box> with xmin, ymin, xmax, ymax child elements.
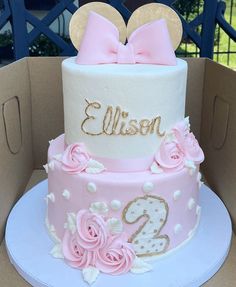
<box><xmin>110</xmin><ymin>200</ymin><xmax>121</xmax><ymax>211</ymax></box>
<box><xmin>173</xmin><ymin>190</ymin><xmax>181</xmax><ymax>201</ymax></box>
<box><xmin>87</xmin><ymin>182</ymin><xmax>97</xmax><ymax>193</ymax></box>
<box><xmin>174</xmin><ymin>224</ymin><xmax>182</xmax><ymax>234</ymax></box>
<box><xmin>62</xmin><ymin>189</ymin><xmax>70</xmax><ymax>200</ymax></box>
<box><xmin>143</xmin><ymin>182</ymin><xmax>154</xmax><ymax>193</ymax></box>
<box><xmin>188</xmin><ymin>198</ymin><xmax>195</xmax><ymax>210</ymax></box>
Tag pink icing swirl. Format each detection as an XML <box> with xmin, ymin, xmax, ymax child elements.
<box><xmin>96</xmin><ymin>233</ymin><xmax>135</xmax><ymax>275</ymax></box>
<box><xmin>155</xmin><ymin>141</ymin><xmax>185</xmax><ymax>172</ymax></box>
<box><xmin>62</xmin><ymin>230</ymin><xmax>95</xmax><ymax>268</ymax></box>
<box><xmin>76</xmin><ymin>210</ymin><xmax>108</xmax><ymax>251</ymax></box>
<box><xmin>184</xmin><ymin>132</ymin><xmax>204</xmax><ymax>164</ymax></box>
<box><xmin>155</xmin><ymin>119</ymin><xmax>204</xmax><ymax>171</ymax></box>
<box><xmin>61</xmin><ymin>143</ymin><xmax>90</xmax><ymax>174</ymax></box>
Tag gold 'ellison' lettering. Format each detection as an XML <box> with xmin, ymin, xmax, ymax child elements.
<box><xmin>81</xmin><ymin>99</ymin><xmax>165</xmax><ymax>137</ymax></box>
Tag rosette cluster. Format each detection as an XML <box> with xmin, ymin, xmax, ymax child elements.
<box><xmin>155</xmin><ymin>118</ymin><xmax>204</xmax><ymax>172</ymax></box>
<box><xmin>62</xmin><ymin>210</ymin><xmax>135</xmax><ymax>275</ymax></box>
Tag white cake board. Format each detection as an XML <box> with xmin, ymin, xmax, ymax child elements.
<box><xmin>5</xmin><ymin>180</ymin><xmax>232</xmax><ymax>287</ymax></box>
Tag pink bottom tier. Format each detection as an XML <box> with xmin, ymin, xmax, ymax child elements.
<box><xmin>46</xmin><ymin>135</ymin><xmax>201</xmax><ymax>258</ymax></box>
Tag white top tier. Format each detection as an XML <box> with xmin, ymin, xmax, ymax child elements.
<box><xmin>62</xmin><ymin>57</ymin><xmax>187</xmax><ymax>160</ymax></box>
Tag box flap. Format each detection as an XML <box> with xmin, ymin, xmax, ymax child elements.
<box><xmin>184</xmin><ymin>58</ymin><xmax>206</xmax><ymax>139</ymax></box>
<box><xmin>28</xmin><ymin>57</ymin><xmax>65</xmax><ymax>168</ymax></box>
<box><xmin>0</xmin><ymin>59</ymin><xmax>33</xmax><ymax>242</ymax></box>
<box><xmin>201</xmin><ymin>59</ymin><xmax>236</xmax><ymax>232</ymax></box>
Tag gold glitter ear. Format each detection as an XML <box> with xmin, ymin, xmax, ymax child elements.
<box><xmin>127</xmin><ymin>3</ymin><xmax>183</xmax><ymax>51</ymax></box>
<box><xmin>69</xmin><ymin>2</ymin><xmax>127</xmax><ymax>51</ymax></box>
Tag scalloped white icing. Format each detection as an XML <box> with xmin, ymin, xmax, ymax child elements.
<box><xmin>82</xmin><ymin>267</ymin><xmax>100</xmax><ymax>285</ymax></box>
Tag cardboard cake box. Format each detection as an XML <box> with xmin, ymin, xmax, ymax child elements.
<box><xmin>0</xmin><ymin>57</ymin><xmax>235</xmax><ymax>286</ymax></box>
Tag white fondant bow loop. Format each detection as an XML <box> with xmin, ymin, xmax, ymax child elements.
<box><xmin>76</xmin><ymin>12</ymin><xmax>176</xmax><ymax>65</ymax></box>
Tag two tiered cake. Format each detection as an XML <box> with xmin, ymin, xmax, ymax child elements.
<box><xmin>44</xmin><ymin>3</ymin><xmax>204</xmax><ymax>284</ymax></box>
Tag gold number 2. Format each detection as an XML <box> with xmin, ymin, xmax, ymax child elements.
<box><xmin>122</xmin><ymin>195</ymin><xmax>169</xmax><ymax>257</ymax></box>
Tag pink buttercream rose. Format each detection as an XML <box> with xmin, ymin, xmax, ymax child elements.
<box><xmin>155</xmin><ymin>140</ymin><xmax>185</xmax><ymax>171</ymax></box>
<box><xmin>62</xmin><ymin>230</ymin><xmax>95</xmax><ymax>268</ymax></box>
<box><xmin>184</xmin><ymin>132</ymin><xmax>204</xmax><ymax>164</ymax></box>
<box><xmin>96</xmin><ymin>233</ymin><xmax>135</xmax><ymax>275</ymax></box>
<box><xmin>76</xmin><ymin>210</ymin><xmax>108</xmax><ymax>251</ymax></box>
<box><xmin>61</xmin><ymin>143</ymin><xmax>90</xmax><ymax>174</ymax></box>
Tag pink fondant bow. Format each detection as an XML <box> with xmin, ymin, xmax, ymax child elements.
<box><xmin>76</xmin><ymin>12</ymin><xmax>177</xmax><ymax>65</ymax></box>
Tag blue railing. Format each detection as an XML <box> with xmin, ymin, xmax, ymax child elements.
<box><xmin>0</xmin><ymin>0</ymin><xmax>235</xmax><ymax>61</ymax></box>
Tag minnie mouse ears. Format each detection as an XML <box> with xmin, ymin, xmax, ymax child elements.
<box><xmin>69</xmin><ymin>2</ymin><xmax>183</xmax><ymax>51</ymax></box>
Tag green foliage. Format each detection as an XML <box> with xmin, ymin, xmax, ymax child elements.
<box><xmin>173</xmin><ymin>0</ymin><xmax>204</xmax><ymax>21</ymax></box>
<box><xmin>0</xmin><ymin>30</ymin><xmax>13</xmax><ymax>47</ymax></box>
<box><xmin>29</xmin><ymin>35</ymin><xmax>70</xmax><ymax>56</ymax></box>
<box><xmin>29</xmin><ymin>35</ymin><xmax>61</xmax><ymax>56</ymax></box>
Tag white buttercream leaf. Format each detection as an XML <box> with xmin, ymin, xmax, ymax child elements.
<box><xmin>46</xmin><ymin>193</ymin><xmax>55</xmax><ymax>203</ymax></box>
<box><xmin>130</xmin><ymin>257</ymin><xmax>153</xmax><ymax>274</ymax></box>
<box><xmin>50</xmin><ymin>244</ymin><xmax>64</xmax><ymax>259</ymax></box>
<box><xmin>85</xmin><ymin>159</ymin><xmax>105</xmax><ymax>174</ymax></box>
<box><xmin>150</xmin><ymin>162</ymin><xmax>163</xmax><ymax>174</ymax></box>
<box><xmin>184</xmin><ymin>159</ymin><xmax>196</xmax><ymax>175</ymax></box>
<box><xmin>197</xmin><ymin>172</ymin><xmax>204</xmax><ymax>188</ymax></box>
<box><xmin>48</xmin><ymin>160</ymin><xmax>55</xmax><ymax>171</ymax></box>
<box><xmin>107</xmin><ymin>218</ymin><xmax>123</xmax><ymax>234</ymax></box>
<box><xmin>64</xmin><ymin>213</ymin><xmax>77</xmax><ymax>234</ymax></box>
<box><xmin>89</xmin><ymin>202</ymin><xmax>109</xmax><ymax>214</ymax></box>
<box><xmin>43</xmin><ymin>164</ymin><xmax>48</xmax><ymax>173</ymax></box>
<box><xmin>82</xmin><ymin>266</ymin><xmax>100</xmax><ymax>285</ymax></box>
<box><xmin>53</xmin><ymin>153</ymin><xmax>62</xmax><ymax>161</ymax></box>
